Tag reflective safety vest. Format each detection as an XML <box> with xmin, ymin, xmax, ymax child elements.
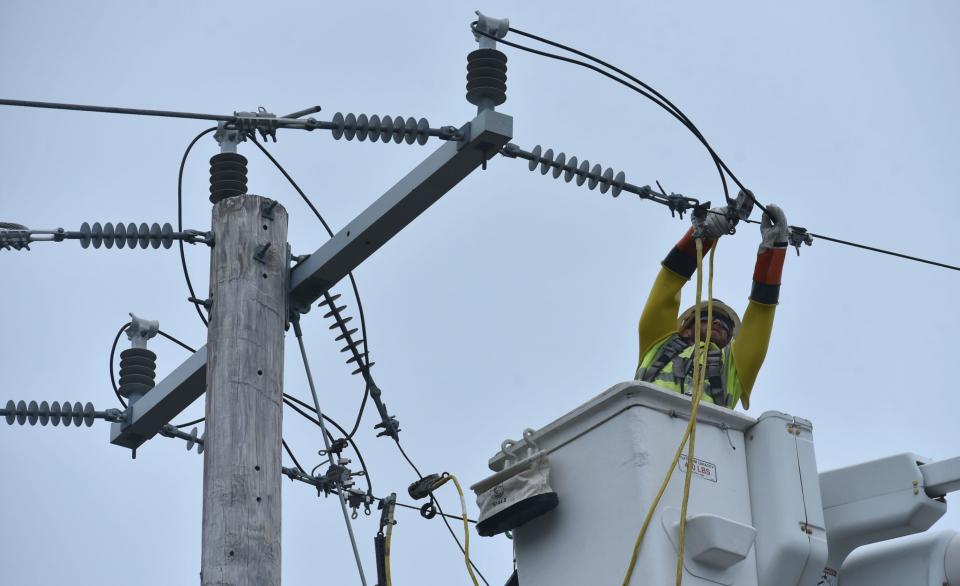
<box><xmin>635</xmin><ymin>334</ymin><xmax>744</xmax><ymax>409</ymax></box>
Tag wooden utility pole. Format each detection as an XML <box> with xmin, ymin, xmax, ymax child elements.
<box><xmin>201</xmin><ymin>181</ymin><xmax>289</xmax><ymax>585</ymax></box>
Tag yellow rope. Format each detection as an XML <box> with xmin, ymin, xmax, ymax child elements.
<box><xmin>384</xmin><ymin>519</ymin><xmax>393</xmax><ymax>586</ymax></box>
<box><xmin>675</xmin><ymin>243</ymin><xmax>716</xmax><ymax>585</ymax></box>
<box><xmin>436</xmin><ymin>473</ymin><xmax>479</xmax><ymax>586</ymax></box>
<box><xmin>622</xmin><ymin>237</ymin><xmax>716</xmax><ymax>586</ymax></box>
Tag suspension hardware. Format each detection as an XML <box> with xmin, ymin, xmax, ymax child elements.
<box><xmin>788</xmin><ymin>226</ymin><xmax>814</xmax><ymax>256</ymax></box>
<box><xmin>159</xmin><ymin>424</ymin><xmax>205</xmax><ymax>455</ymax></box>
<box><xmin>317</xmin><ymin>291</ymin><xmax>400</xmax><ymax>440</ymax></box>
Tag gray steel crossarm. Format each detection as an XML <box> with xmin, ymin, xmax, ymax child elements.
<box><xmin>108</xmin><ymin>109</ymin><xmax>513</xmax><ymax>451</ymax></box>
<box><xmin>288</xmin><ymin>108</ymin><xmax>513</xmax><ymax>309</ymax></box>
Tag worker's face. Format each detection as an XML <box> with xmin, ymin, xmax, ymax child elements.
<box><xmin>681</xmin><ymin>317</ymin><xmax>732</xmax><ymax>348</ymax></box>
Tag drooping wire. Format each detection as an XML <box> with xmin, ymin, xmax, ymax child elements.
<box><xmin>471</xmin><ymin>23</ymin><xmax>743</xmax><ymax>208</ymax></box>
<box><xmin>246</xmin><ymin>133</ymin><xmax>374</xmax><ymax>436</ymax></box>
<box><xmin>486</xmin><ymin>29</ymin><xmax>960</xmax><ymax>273</ymax></box>
<box><xmin>282</xmin><ymin>392</ymin><xmax>373</xmax><ymax>495</ymax></box>
<box><xmin>282</xmin><ymin>438</ymin><xmax>307</xmax><ymax>474</ymax></box>
<box><xmin>394</xmin><ymin>439</ymin><xmax>491</xmax><ymax>586</ymax></box>
<box><xmin>177</xmin><ymin>127</ymin><xmax>218</xmax><ymax>326</ymax></box>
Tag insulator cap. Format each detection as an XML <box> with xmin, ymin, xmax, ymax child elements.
<box><xmin>466</xmin><ymin>49</ymin><xmax>508</xmax><ymax>107</ymax></box>
<box><xmin>209</xmin><ymin>152</ymin><xmax>248</xmax><ymax>203</ymax></box>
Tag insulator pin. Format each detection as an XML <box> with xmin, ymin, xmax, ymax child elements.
<box><xmin>329</xmin><ymin>112</ymin><xmax>430</xmax><ymax>145</ymax></box>
<box><xmin>526</xmin><ymin>145</ymin><xmax>627</xmax><ymax>197</ymax></box>
<box><xmin>209</xmin><ymin>152</ymin><xmax>248</xmax><ymax>203</ymax></box>
<box><xmin>466</xmin><ymin>48</ymin><xmax>508</xmax><ymax>107</ymax></box>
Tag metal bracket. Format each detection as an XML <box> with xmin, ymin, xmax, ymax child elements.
<box><xmin>126</xmin><ymin>313</ymin><xmax>159</xmax><ymax>349</ymax></box>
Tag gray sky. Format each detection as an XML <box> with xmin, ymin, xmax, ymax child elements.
<box><xmin>2</xmin><ymin>1</ymin><xmax>958</xmax><ymax>584</ymax></box>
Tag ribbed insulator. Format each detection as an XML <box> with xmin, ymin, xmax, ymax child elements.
<box><xmin>527</xmin><ymin>145</ymin><xmax>627</xmax><ymax>197</ymax></box>
<box><xmin>318</xmin><ymin>293</ymin><xmax>375</xmax><ymax>377</ymax></box>
<box><xmin>466</xmin><ymin>48</ymin><xmax>508</xmax><ymax>107</ymax></box>
<box><xmin>118</xmin><ymin>348</ymin><xmax>157</xmax><ymax>399</ymax></box>
<box><xmin>329</xmin><ymin>113</ymin><xmax>431</xmax><ymax>146</ymax></box>
<box><xmin>3</xmin><ymin>400</ymin><xmax>96</xmax><ymax>427</ymax></box>
<box><xmin>209</xmin><ymin>152</ymin><xmax>248</xmax><ymax>203</ymax></box>
<box><xmin>78</xmin><ymin>222</ymin><xmax>175</xmax><ymax>249</ymax></box>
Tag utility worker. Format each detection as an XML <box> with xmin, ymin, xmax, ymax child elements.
<box><xmin>635</xmin><ymin>193</ymin><xmax>789</xmax><ymax>410</ymax></box>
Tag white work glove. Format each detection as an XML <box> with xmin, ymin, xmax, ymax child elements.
<box><xmin>697</xmin><ymin>189</ymin><xmax>755</xmax><ymax>240</ymax></box>
<box><xmin>759</xmin><ymin>204</ymin><xmax>789</xmax><ymax>251</ymax></box>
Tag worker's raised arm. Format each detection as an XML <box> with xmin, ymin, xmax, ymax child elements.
<box><xmin>637</xmin><ymin>227</ymin><xmax>715</xmax><ymax>362</ymax></box>
<box><xmin>731</xmin><ymin>205</ymin><xmax>789</xmax><ymax>408</ymax></box>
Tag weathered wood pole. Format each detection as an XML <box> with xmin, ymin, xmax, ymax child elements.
<box><xmin>201</xmin><ymin>188</ymin><xmax>288</xmax><ymax>586</ymax></box>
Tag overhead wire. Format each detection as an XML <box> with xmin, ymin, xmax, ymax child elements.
<box><xmin>246</xmin><ymin>133</ymin><xmax>374</xmax><ymax>438</ymax></box>
<box><xmin>478</xmin><ymin>25</ymin><xmax>959</xmax><ymax>273</ymax></box>
<box><xmin>177</xmin><ymin>127</ymin><xmax>218</xmax><ymax>326</ymax></box>
<box><xmin>394</xmin><ymin>439</ymin><xmax>491</xmax><ymax>586</ymax></box>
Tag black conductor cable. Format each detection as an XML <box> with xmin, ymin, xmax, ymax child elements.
<box><xmin>471</xmin><ymin>24</ymin><xmax>743</xmax><ymax>208</ymax></box>
<box><xmin>246</xmin><ymin>133</ymin><xmax>373</xmax><ymax>438</ymax></box>
<box><xmin>177</xmin><ymin>127</ymin><xmax>218</xmax><ymax>326</ymax></box>
<box><xmin>394</xmin><ymin>439</ymin><xmax>491</xmax><ymax>586</ymax></box>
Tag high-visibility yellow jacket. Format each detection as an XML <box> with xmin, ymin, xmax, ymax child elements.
<box><xmin>635</xmin><ymin>229</ymin><xmax>783</xmax><ymax>410</ymax></box>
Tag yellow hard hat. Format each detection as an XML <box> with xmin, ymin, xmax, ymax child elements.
<box><xmin>678</xmin><ymin>299</ymin><xmax>741</xmax><ymax>339</ymax></box>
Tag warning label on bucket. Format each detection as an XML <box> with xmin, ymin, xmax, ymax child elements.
<box><xmin>678</xmin><ymin>455</ymin><xmax>718</xmax><ymax>482</ymax></box>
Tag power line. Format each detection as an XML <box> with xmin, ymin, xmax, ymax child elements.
<box><xmin>177</xmin><ymin>127</ymin><xmax>218</xmax><ymax>326</ymax></box>
<box><xmin>481</xmin><ymin>28</ymin><xmax>959</xmax><ymax>273</ymax></box>
<box><xmin>246</xmin><ymin>134</ymin><xmax>374</xmax><ymax>437</ymax></box>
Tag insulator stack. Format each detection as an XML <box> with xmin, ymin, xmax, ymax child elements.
<box><xmin>209</xmin><ymin>152</ymin><xmax>248</xmax><ymax>203</ymax></box>
<box><xmin>329</xmin><ymin>113</ymin><xmax>431</xmax><ymax>145</ymax></box>
<box><xmin>318</xmin><ymin>293</ymin><xmax>374</xmax><ymax>378</ymax></box>
<box><xmin>118</xmin><ymin>347</ymin><xmax>157</xmax><ymax>399</ymax></box>
<box><xmin>78</xmin><ymin>222</ymin><xmax>175</xmax><ymax>249</ymax></box>
<box><xmin>526</xmin><ymin>145</ymin><xmax>627</xmax><ymax>197</ymax></box>
<box><xmin>466</xmin><ymin>48</ymin><xmax>508</xmax><ymax>107</ymax></box>
<box><xmin>2</xmin><ymin>400</ymin><xmax>98</xmax><ymax>427</ymax></box>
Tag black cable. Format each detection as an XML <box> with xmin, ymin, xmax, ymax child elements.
<box><xmin>0</xmin><ymin>98</ymin><xmax>237</xmax><ymax>123</ymax></box>
<box><xmin>157</xmin><ymin>329</ymin><xmax>197</xmax><ymax>353</ymax></box>
<box><xmin>471</xmin><ymin>24</ymin><xmax>742</xmax><ymax>208</ymax></box>
<box><xmin>177</xmin><ymin>127</ymin><xmax>218</xmax><ymax>327</ymax></box>
<box><xmin>174</xmin><ymin>417</ymin><xmax>205</xmax><ymax>429</ymax></box>
<box><xmin>108</xmin><ymin>322</ymin><xmax>131</xmax><ymax>408</ymax></box>
<box><xmin>283</xmin><ymin>438</ymin><xmax>307</xmax><ymax>474</ymax></box>
<box><xmin>282</xmin><ymin>393</ymin><xmax>374</xmax><ymax>495</ymax></box>
<box><xmin>246</xmin><ymin>134</ymin><xmax>374</xmax><ymax>437</ymax></box>
<box><xmin>503</xmin><ymin>25</ymin><xmax>761</xmax><ymax>210</ymax></box>
<box><xmin>394</xmin><ymin>439</ymin><xmax>490</xmax><ymax>586</ymax></box>
<box><xmin>489</xmin><ymin>31</ymin><xmax>960</xmax><ymax>273</ymax></box>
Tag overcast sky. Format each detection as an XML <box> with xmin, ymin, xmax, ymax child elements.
<box><xmin>2</xmin><ymin>1</ymin><xmax>958</xmax><ymax>585</ymax></box>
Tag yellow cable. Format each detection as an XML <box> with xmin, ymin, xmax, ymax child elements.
<box><xmin>675</xmin><ymin>243</ymin><xmax>716</xmax><ymax>585</ymax></box>
<box><xmin>622</xmin><ymin>237</ymin><xmax>714</xmax><ymax>585</ymax></box>
<box><xmin>436</xmin><ymin>473</ymin><xmax>479</xmax><ymax>586</ymax></box>
<box><xmin>384</xmin><ymin>519</ymin><xmax>393</xmax><ymax>586</ymax></box>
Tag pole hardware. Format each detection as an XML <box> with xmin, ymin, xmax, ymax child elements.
<box><xmin>0</xmin><ymin>221</ymin><xmax>211</xmax><ymax>251</ymax></box>
<box><xmin>158</xmin><ymin>424</ymin><xmax>205</xmax><ymax>455</ymax></box>
<box><xmin>788</xmin><ymin>226</ymin><xmax>814</xmax><ymax>256</ymax></box>
<box><xmin>253</xmin><ymin>242</ymin><xmax>272</xmax><ymax>263</ymax></box>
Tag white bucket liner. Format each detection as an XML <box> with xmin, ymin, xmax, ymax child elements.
<box><xmin>471</xmin><ymin>429</ymin><xmax>559</xmax><ymax>537</ymax></box>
